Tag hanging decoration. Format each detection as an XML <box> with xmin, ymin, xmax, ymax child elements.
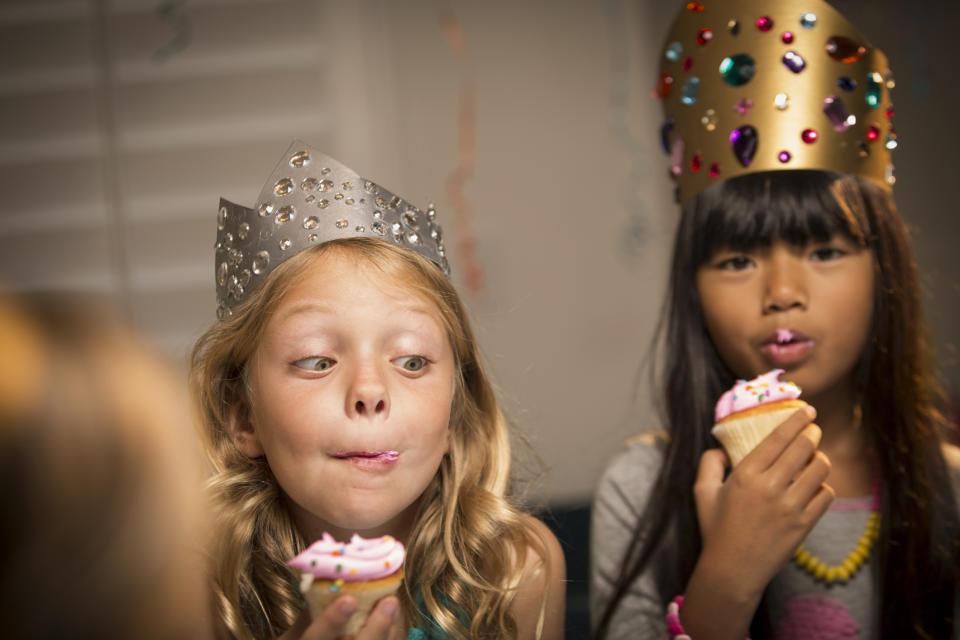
<box><xmin>605</xmin><ymin>0</ymin><xmax>652</xmax><ymax>257</ymax></box>
<box><xmin>153</xmin><ymin>0</ymin><xmax>191</xmax><ymax>64</ymax></box>
<box><xmin>436</xmin><ymin>2</ymin><xmax>485</xmax><ymax>296</ymax></box>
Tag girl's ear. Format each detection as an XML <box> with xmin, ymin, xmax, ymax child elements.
<box><xmin>226</xmin><ymin>388</ymin><xmax>264</xmax><ymax>458</ymax></box>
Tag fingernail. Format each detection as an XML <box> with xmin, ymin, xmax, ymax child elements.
<box><xmin>339</xmin><ymin>598</ymin><xmax>357</xmax><ymax>616</ymax></box>
<box><xmin>379</xmin><ymin>597</ymin><xmax>398</xmax><ymax>621</ymax></box>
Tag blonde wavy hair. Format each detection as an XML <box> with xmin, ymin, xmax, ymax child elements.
<box><xmin>191</xmin><ymin>238</ymin><xmax>550</xmax><ymax>639</ymax></box>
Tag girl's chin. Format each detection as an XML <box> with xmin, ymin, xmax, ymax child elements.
<box><xmin>286</xmin><ymin>502</ymin><xmax>393</xmax><ymax>542</ymax></box>
<box><xmin>327</xmin><ymin>522</ymin><xmax>394</xmax><ymax>539</ymax></box>
<box><xmin>311</xmin><ymin>502</ymin><xmax>421</xmax><ymax>541</ymax></box>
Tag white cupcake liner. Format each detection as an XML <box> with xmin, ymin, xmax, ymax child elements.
<box><xmin>301</xmin><ymin>570</ymin><xmax>403</xmax><ymax>638</ymax></box>
<box><xmin>711</xmin><ymin>404</ymin><xmax>806</xmax><ymax>466</ymax></box>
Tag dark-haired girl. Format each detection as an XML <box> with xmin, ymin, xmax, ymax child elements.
<box><xmin>590</xmin><ymin>170</ymin><xmax>960</xmax><ymax>639</ymax></box>
<box><xmin>590</xmin><ymin>0</ymin><xmax>960</xmax><ymax>636</ymax></box>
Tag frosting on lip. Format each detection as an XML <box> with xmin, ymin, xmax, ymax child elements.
<box><xmin>333</xmin><ymin>451</ymin><xmax>399</xmax><ymax>462</ymax></box>
<box><xmin>767</xmin><ymin>328</ymin><xmax>811</xmax><ymax>345</ymax></box>
<box><xmin>288</xmin><ymin>532</ymin><xmax>405</xmax><ymax>581</ymax></box>
<box><xmin>761</xmin><ymin>328</ymin><xmax>814</xmax><ymax>366</ymax></box>
<box><xmin>714</xmin><ymin>369</ymin><xmax>803</xmax><ymax>422</ymax></box>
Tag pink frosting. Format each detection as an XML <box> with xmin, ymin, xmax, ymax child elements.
<box><xmin>714</xmin><ymin>369</ymin><xmax>802</xmax><ymax>422</ymax></box>
<box><xmin>288</xmin><ymin>532</ymin><xmax>405</xmax><ymax>581</ymax></box>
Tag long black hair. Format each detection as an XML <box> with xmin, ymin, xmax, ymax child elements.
<box><xmin>594</xmin><ymin>170</ymin><xmax>960</xmax><ymax>638</ymax></box>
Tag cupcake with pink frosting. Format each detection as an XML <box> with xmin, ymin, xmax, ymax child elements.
<box><xmin>712</xmin><ymin>369</ymin><xmax>810</xmax><ymax>466</ymax></box>
<box><xmin>288</xmin><ymin>532</ymin><xmax>405</xmax><ymax>637</ymax></box>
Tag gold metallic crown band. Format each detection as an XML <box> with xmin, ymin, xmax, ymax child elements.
<box><xmin>658</xmin><ymin>0</ymin><xmax>897</xmax><ymax>204</ymax></box>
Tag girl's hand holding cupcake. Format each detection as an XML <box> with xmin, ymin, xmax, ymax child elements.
<box><xmin>286</xmin><ymin>533</ymin><xmax>406</xmax><ymax>640</ymax></box>
<box><xmin>683</xmin><ymin>404</ymin><xmax>834</xmax><ymax>639</ymax></box>
<box><xmin>281</xmin><ymin>595</ymin><xmax>404</xmax><ymax>640</ymax></box>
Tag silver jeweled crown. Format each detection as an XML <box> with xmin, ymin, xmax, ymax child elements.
<box><xmin>214</xmin><ymin>141</ymin><xmax>450</xmax><ymax>319</ymax></box>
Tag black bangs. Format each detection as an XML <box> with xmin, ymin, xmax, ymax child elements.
<box><xmin>685</xmin><ymin>170</ymin><xmax>862</xmax><ymax>266</ymax></box>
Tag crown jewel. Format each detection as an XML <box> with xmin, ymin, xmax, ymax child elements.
<box><xmin>659</xmin><ymin>0</ymin><xmax>896</xmax><ymax>204</ymax></box>
<box><xmin>214</xmin><ymin>141</ymin><xmax>449</xmax><ymax>318</ymax></box>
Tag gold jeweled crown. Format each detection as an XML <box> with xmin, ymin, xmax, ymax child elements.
<box><xmin>658</xmin><ymin>0</ymin><xmax>897</xmax><ymax>204</ymax></box>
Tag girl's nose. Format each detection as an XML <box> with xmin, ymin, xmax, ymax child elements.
<box><xmin>345</xmin><ymin>363</ymin><xmax>389</xmax><ymax>419</ymax></box>
<box><xmin>763</xmin><ymin>255</ymin><xmax>807</xmax><ymax>313</ymax></box>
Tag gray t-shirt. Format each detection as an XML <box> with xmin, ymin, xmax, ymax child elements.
<box><xmin>590</xmin><ymin>435</ymin><xmax>960</xmax><ymax>639</ymax></box>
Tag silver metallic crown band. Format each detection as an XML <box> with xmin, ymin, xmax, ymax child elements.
<box><xmin>214</xmin><ymin>141</ymin><xmax>450</xmax><ymax>318</ymax></box>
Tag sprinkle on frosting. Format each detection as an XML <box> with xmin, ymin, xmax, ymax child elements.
<box><xmin>714</xmin><ymin>369</ymin><xmax>802</xmax><ymax>422</ymax></box>
<box><xmin>288</xmin><ymin>532</ymin><xmax>405</xmax><ymax>583</ymax></box>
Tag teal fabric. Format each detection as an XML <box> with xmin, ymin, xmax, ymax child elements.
<box><xmin>407</xmin><ymin>589</ymin><xmax>469</xmax><ymax>639</ymax></box>
<box><xmin>278</xmin><ymin>573</ymin><xmax>464</xmax><ymax>638</ymax></box>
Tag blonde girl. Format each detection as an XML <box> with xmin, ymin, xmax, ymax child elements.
<box><xmin>192</xmin><ymin>143</ymin><xmax>565</xmax><ymax>639</ymax></box>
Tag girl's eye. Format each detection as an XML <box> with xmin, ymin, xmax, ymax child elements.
<box><xmin>393</xmin><ymin>355</ymin><xmax>428</xmax><ymax>373</ymax></box>
<box><xmin>293</xmin><ymin>356</ymin><xmax>336</xmax><ymax>372</ymax></box>
<box><xmin>810</xmin><ymin>246</ymin><xmax>845</xmax><ymax>262</ymax></box>
<box><xmin>716</xmin><ymin>255</ymin><xmax>754</xmax><ymax>271</ymax></box>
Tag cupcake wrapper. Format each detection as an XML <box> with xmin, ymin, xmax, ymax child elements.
<box><xmin>301</xmin><ymin>570</ymin><xmax>403</xmax><ymax>638</ymax></box>
<box><xmin>711</xmin><ymin>405</ymin><xmax>805</xmax><ymax>466</ymax></box>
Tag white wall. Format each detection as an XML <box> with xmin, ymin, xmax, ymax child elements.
<box><xmin>1</xmin><ymin>0</ymin><xmax>956</xmax><ymax>505</ymax></box>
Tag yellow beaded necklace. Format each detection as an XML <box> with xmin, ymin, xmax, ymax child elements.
<box><xmin>792</xmin><ymin>451</ymin><xmax>881</xmax><ymax>586</ymax></box>
<box><xmin>792</xmin><ymin>510</ymin><xmax>880</xmax><ymax>584</ymax></box>
<box><xmin>792</xmin><ymin>409</ymin><xmax>880</xmax><ymax>585</ymax></box>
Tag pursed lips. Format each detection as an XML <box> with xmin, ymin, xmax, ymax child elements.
<box><xmin>333</xmin><ymin>450</ymin><xmax>398</xmax><ymax>459</ymax></box>
<box><xmin>760</xmin><ymin>328</ymin><xmax>815</xmax><ymax>365</ymax></box>
<box><xmin>331</xmin><ymin>450</ymin><xmax>400</xmax><ymax>467</ymax></box>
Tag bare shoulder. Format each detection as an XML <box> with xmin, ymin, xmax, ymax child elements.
<box><xmin>943</xmin><ymin>442</ymin><xmax>960</xmax><ymax>481</ymax></box>
<box><xmin>511</xmin><ymin>514</ymin><xmax>566</xmax><ymax>640</ymax></box>
<box><xmin>942</xmin><ymin>442</ymin><xmax>960</xmax><ymax>469</ymax></box>
<box><xmin>942</xmin><ymin>443</ymin><xmax>960</xmax><ymax>511</ymax></box>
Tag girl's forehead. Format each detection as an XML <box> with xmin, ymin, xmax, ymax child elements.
<box><xmin>268</xmin><ymin>251</ymin><xmax>448</xmax><ymax>331</ymax></box>
<box><xmin>690</xmin><ymin>185</ymin><xmax>859</xmax><ymax>260</ymax></box>
<box><xmin>298</xmin><ymin>251</ymin><xmax>435</xmax><ymax>305</ymax></box>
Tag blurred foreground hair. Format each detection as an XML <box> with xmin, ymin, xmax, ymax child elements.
<box><xmin>0</xmin><ymin>293</ymin><xmax>209</xmax><ymax>640</ymax></box>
